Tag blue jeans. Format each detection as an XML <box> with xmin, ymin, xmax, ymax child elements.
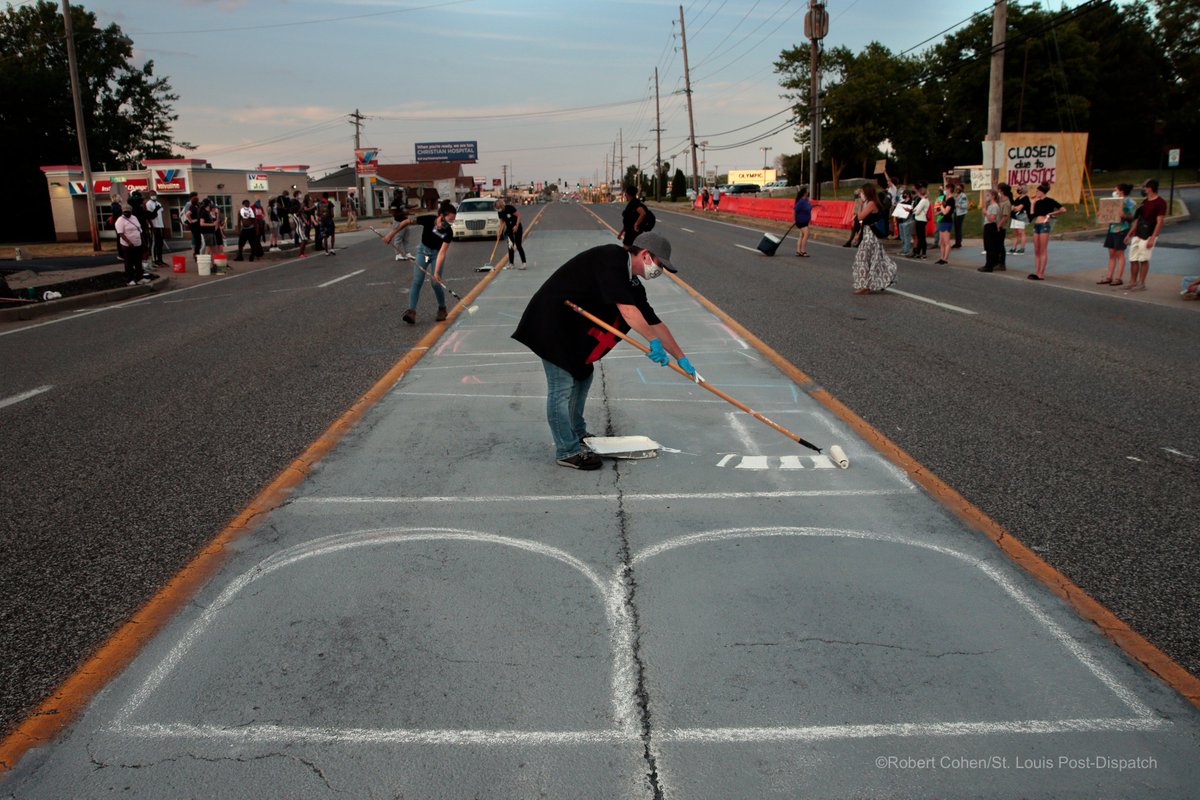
<box><xmin>898</xmin><ymin>220</ymin><xmax>913</xmax><ymax>255</ymax></box>
<box><xmin>410</xmin><ymin>244</ymin><xmax>446</xmax><ymax>310</ymax></box>
<box><xmin>542</xmin><ymin>360</ymin><xmax>593</xmax><ymax>459</ymax></box>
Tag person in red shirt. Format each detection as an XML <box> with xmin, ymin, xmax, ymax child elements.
<box><xmin>1123</xmin><ymin>178</ymin><xmax>1167</xmax><ymax>292</ymax></box>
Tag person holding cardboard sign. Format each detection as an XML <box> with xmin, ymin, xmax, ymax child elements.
<box><xmin>1097</xmin><ymin>184</ymin><xmax>1135</xmax><ymax>286</ymax></box>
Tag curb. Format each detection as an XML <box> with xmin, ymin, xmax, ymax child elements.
<box><xmin>0</xmin><ymin>273</ymin><xmax>168</xmax><ymax>323</ymax></box>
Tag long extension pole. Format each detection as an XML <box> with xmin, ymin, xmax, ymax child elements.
<box><xmin>564</xmin><ymin>301</ymin><xmax>823</xmax><ymax>453</ymax></box>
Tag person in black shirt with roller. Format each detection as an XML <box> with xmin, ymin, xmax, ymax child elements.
<box><xmin>387</xmin><ymin>200</ymin><xmax>457</xmax><ymax>323</ymax></box>
<box><xmin>512</xmin><ymin>232</ymin><xmax>695</xmax><ymax>470</ymax></box>
<box><xmin>494</xmin><ymin>198</ymin><xmax>527</xmax><ymax>269</ymax></box>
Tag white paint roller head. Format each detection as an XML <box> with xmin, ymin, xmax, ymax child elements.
<box><xmin>829</xmin><ymin>445</ymin><xmax>849</xmax><ymax>469</ymax></box>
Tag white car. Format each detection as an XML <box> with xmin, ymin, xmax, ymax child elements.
<box><xmin>450</xmin><ymin>198</ymin><xmax>501</xmax><ymax>240</ymax></box>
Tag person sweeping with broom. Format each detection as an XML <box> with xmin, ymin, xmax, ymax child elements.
<box><xmin>512</xmin><ymin>232</ymin><xmax>696</xmax><ymax>470</ymax></box>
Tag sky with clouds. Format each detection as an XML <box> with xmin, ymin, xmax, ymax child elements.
<box><xmin>61</xmin><ymin>0</ymin><xmax>1099</xmax><ymax>187</ymax></box>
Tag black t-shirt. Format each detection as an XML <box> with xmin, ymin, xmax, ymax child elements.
<box><xmin>622</xmin><ymin>199</ymin><xmax>648</xmax><ymax>233</ymax></box>
<box><xmin>1032</xmin><ymin>197</ymin><xmax>1062</xmax><ymax>219</ymax></box>
<box><xmin>499</xmin><ymin>204</ymin><xmax>520</xmax><ymax>230</ymax></box>
<box><xmin>512</xmin><ymin>244</ymin><xmax>663</xmax><ymax>380</ymax></box>
<box><xmin>416</xmin><ymin>214</ymin><xmax>453</xmax><ymax>250</ymax></box>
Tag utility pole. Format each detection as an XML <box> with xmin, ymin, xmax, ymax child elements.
<box><xmin>805</xmin><ymin>1</ymin><xmax>828</xmax><ymax>200</ymax></box>
<box><xmin>761</xmin><ymin>146</ymin><xmax>773</xmax><ymax>170</ymax></box>
<box><xmin>680</xmin><ymin>5</ymin><xmax>700</xmax><ymax>193</ymax></box>
<box><xmin>631</xmin><ymin>143</ymin><xmax>647</xmax><ymax>194</ymax></box>
<box><xmin>986</xmin><ymin>0</ymin><xmax>1007</xmax><ymax>187</ymax></box>
<box><xmin>62</xmin><ymin>0</ymin><xmax>99</xmax><ymax>251</ymax></box>
<box><xmin>653</xmin><ymin>67</ymin><xmax>663</xmax><ymax>200</ymax></box>
<box><xmin>619</xmin><ymin>129</ymin><xmax>625</xmax><ymax>188</ymax></box>
<box><xmin>502</xmin><ymin>164</ymin><xmax>507</xmax><ymax>196</ymax></box>
<box><xmin>350</xmin><ymin>108</ymin><xmax>366</xmax><ymax>215</ymax></box>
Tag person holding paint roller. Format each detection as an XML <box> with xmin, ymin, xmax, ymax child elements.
<box><xmin>512</xmin><ymin>232</ymin><xmax>695</xmax><ymax>470</ymax></box>
<box><xmin>494</xmin><ymin>197</ymin><xmax>527</xmax><ymax>269</ymax></box>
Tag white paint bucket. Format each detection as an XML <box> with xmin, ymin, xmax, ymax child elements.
<box><xmin>197</xmin><ymin>254</ymin><xmax>212</xmax><ymax>276</ymax></box>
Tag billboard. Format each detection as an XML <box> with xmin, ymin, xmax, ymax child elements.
<box><xmin>246</xmin><ymin>173</ymin><xmax>270</xmax><ymax>192</ymax></box>
<box><xmin>415</xmin><ymin>141</ymin><xmax>478</xmax><ymax>163</ymax></box>
<box><xmin>727</xmin><ymin>169</ymin><xmax>776</xmax><ymax>185</ymax></box>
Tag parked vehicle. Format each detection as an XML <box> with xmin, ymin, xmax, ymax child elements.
<box><xmin>449</xmin><ymin>197</ymin><xmax>501</xmax><ymax>239</ymax></box>
<box><xmin>726</xmin><ymin>183</ymin><xmax>761</xmax><ymax>195</ymax></box>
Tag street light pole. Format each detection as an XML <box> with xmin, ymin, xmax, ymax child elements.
<box><xmin>61</xmin><ymin>0</ymin><xmax>100</xmax><ymax>251</ymax></box>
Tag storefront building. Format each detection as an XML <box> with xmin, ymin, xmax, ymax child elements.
<box><xmin>40</xmin><ymin>159</ymin><xmax>309</xmax><ymax>242</ymax></box>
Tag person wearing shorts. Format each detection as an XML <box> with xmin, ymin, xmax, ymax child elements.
<box><xmin>793</xmin><ymin>187</ymin><xmax>814</xmax><ymax>256</ymax></box>
<box><xmin>1098</xmin><ymin>183</ymin><xmax>1135</xmax><ymax>286</ymax></box>
<box><xmin>1028</xmin><ymin>182</ymin><xmax>1064</xmax><ymax>280</ymax></box>
<box><xmin>1124</xmin><ymin>179</ymin><xmax>1166</xmax><ymax>291</ymax></box>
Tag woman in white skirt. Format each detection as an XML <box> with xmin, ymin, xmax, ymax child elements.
<box><xmin>852</xmin><ymin>182</ymin><xmax>897</xmax><ymax>294</ymax></box>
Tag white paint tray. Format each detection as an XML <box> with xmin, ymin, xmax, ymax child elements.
<box><xmin>584</xmin><ymin>435</ymin><xmax>661</xmax><ymax>459</ymax></box>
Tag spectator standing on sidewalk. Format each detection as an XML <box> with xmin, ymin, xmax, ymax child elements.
<box><xmin>894</xmin><ymin>189</ymin><xmax>915</xmax><ymax>258</ymax></box>
<box><xmin>1028</xmin><ymin>182</ymin><xmax>1065</xmax><ymax>280</ymax></box>
<box><xmin>145</xmin><ymin>190</ymin><xmax>166</xmax><ymax>266</ymax></box>
<box><xmin>114</xmin><ymin>207</ymin><xmax>150</xmax><ymax>285</ymax></box>
<box><xmin>235</xmin><ymin>199</ymin><xmax>263</xmax><ymax>262</ymax></box>
<box><xmin>934</xmin><ymin>191</ymin><xmax>954</xmax><ymax>264</ymax></box>
<box><xmin>512</xmin><ymin>232</ymin><xmax>694</xmax><ymax>470</ymax></box>
<box><xmin>267</xmin><ymin>199</ymin><xmax>282</xmax><ymax>251</ymax></box>
<box><xmin>1009</xmin><ymin>184</ymin><xmax>1031</xmax><ymax>255</ymax></box>
<box><xmin>1098</xmin><ymin>183</ymin><xmax>1135</xmax><ymax>286</ymax></box>
<box><xmin>1124</xmin><ymin>178</ymin><xmax>1167</xmax><ymax>292</ymax></box>
<box><xmin>979</xmin><ymin>189</ymin><xmax>1002</xmax><ymax>273</ymax></box>
<box><xmin>911</xmin><ymin>183</ymin><xmax>930</xmax><ymax>260</ymax></box>
<box><xmin>953</xmin><ymin>183</ymin><xmax>969</xmax><ymax>248</ymax></box>
<box><xmin>320</xmin><ymin>193</ymin><xmax>337</xmax><ymax>255</ymax></box>
<box><xmin>996</xmin><ymin>183</ymin><xmax>1014</xmax><ymax>270</ymax></box>
<box><xmin>289</xmin><ymin>196</ymin><xmax>310</xmax><ymax>258</ymax></box>
<box><xmin>345</xmin><ymin>191</ymin><xmax>359</xmax><ymax>230</ymax></box>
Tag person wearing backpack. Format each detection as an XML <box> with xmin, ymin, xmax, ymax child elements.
<box><xmin>618</xmin><ymin>186</ymin><xmax>654</xmax><ymax>249</ymax></box>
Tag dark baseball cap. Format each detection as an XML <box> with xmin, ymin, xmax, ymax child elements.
<box><xmin>632</xmin><ymin>232</ymin><xmax>676</xmax><ymax>272</ymax></box>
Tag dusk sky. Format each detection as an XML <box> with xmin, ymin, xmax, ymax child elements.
<box><xmin>56</xmin><ymin>0</ymin><xmax>1102</xmax><ymax>186</ymax></box>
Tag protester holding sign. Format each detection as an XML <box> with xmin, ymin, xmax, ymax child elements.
<box><xmin>1097</xmin><ymin>184</ymin><xmax>1135</xmax><ymax>286</ymax></box>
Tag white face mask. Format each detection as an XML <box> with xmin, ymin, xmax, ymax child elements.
<box><xmin>641</xmin><ymin>253</ymin><xmax>663</xmax><ymax>280</ymax></box>
<box><xmin>1112</xmin><ymin>191</ymin><xmax>1121</xmax><ymax>198</ymax></box>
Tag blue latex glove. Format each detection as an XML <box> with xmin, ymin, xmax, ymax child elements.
<box><xmin>646</xmin><ymin>338</ymin><xmax>669</xmax><ymax>366</ymax></box>
<box><xmin>676</xmin><ymin>356</ymin><xmax>696</xmax><ymax>377</ymax></box>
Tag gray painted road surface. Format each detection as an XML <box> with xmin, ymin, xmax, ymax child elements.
<box><xmin>3</xmin><ymin>229</ymin><xmax>1200</xmax><ymax>798</ymax></box>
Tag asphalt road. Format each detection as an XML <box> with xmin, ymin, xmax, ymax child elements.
<box><xmin>590</xmin><ymin>200</ymin><xmax>1200</xmax><ymax>676</ymax></box>
<box><xmin>1</xmin><ymin>198</ymin><xmax>1197</xmax><ymax>753</ymax></box>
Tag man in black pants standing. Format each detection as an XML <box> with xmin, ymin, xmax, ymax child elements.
<box><xmin>235</xmin><ymin>200</ymin><xmax>263</xmax><ymax>261</ymax></box>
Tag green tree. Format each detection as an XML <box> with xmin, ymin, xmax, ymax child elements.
<box><xmin>670</xmin><ymin>168</ymin><xmax>687</xmax><ymax>200</ymax></box>
<box><xmin>0</xmin><ymin>0</ymin><xmax>189</xmax><ymax>240</ymax></box>
<box><xmin>1152</xmin><ymin>0</ymin><xmax>1199</xmax><ymax>158</ymax></box>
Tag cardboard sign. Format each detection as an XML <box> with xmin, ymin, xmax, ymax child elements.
<box><xmin>971</xmin><ymin>169</ymin><xmax>992</xmax><ymax>191</ymax></box>
<box><xmin>874</xmin><ymin>159</ymin><xmax>887</xmax><ymax>175</ymax></box>
<box><xmin>1096</xmin><ymin>196</ymin><xmax>1127</xmax><ymax>226</ymax></box>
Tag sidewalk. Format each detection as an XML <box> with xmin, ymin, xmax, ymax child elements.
<box><xmin>656</xmin><ymin>203</ymin><xmax>1199</xmax><ymax>310</ymax></box>
<box><xmin>4</xmin><ymin>228</ymin><xmax>1199</xmax><ymax>798</ymax></box>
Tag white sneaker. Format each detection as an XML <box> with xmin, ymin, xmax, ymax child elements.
<box><xmin>138</xmin><ymin>277</ymin><xmax>152</xmax><ymax>285</ymax></box>
<box><xmin>269</xmin><ymin>246</ymin><xmax>281</xmax><ymax>252</ymax></box>
<box><xmin>518</xmin><ymin>263</ymin><xmax>527</xmax><ymax>270</ymax></box>
<box><xmin>395</xmin><ymin>253</ymin><xmax>405</xmax><ymax>261</ymax></box>
<box><xmin>127</xmin><ymin>280</ymin><xmax>137</xmax><ymax>286</ymax></box>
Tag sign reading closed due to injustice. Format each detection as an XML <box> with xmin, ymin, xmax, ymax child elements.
<box><xmin>1007</xmin><ymin>144</ymin><xmax>1057</xmax><ymax>186</ymax></box>
<box><xmin>1001</xmin><ymin>132</ymin><xmax>1088</xmax><ymax>202</ymax></box>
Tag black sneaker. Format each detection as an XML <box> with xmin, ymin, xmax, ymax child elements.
<box><xmin>557</xmin><ymin>451</ymin><xmax>603</xmax><ymax>470</ymax></box>
<box><xmin>402</xmin><ymin>308</ymin><xmax>416</xmax><ymax>324</ymax></box>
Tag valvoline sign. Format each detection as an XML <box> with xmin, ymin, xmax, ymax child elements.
<box><xmin>153</xmin><ymin>169</ymin><xmax>187</xmax><ymax>193</ymax></box>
